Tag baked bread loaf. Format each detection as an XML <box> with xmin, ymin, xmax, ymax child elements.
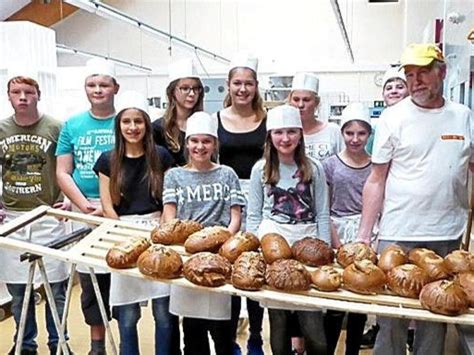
<box><xmin>106</xmin><ymin>237</ymin><xmax>151</xmax><ymax>269</ymax></box>
<box><xmin>419</xmin><ymin>280</ymin><xmax>469</xmax><ymax>316</ymax></box>
<box><xmin>408</xmin><ymin>248</ymin><xmax>449</xmax><ymax>281</ymax></box>
<box><xmin>387</xmin><ymin>264</ymin><xmax>431</xmax><ymax>298</ymax></box>
<box><xmin>454</xmin><ymin>272</ymin><xmax>474</xmax><ymax>307</ymax></box>
<box><xmin>343</xmin><ymin>260</ymin><xmax>386</xmax><ymax>295</ymax></box>
<box><xmin>265</xmin><ymin>259</ymin><xmax>311</xmax><ymax>291</ymax></box>
<box><xmin>151</xmin><ymin>219</ymin><xmax>203</xmax><ymax>244</ymax></box>
<box><xmin>184</xmin><ymin>226</ymin><xmax>232</xmax><ymax>254</ymax></box>
<box><xmin>292</xmin><ymin>237</ymin><xmax>335</xmax><ymax>267</ymax></box>
<box><xmin>219</xmin><ymin>231</ymin><xmax>260</xmax><ymax>263</ymax></box>
<box><xmin>261</xmin><ymin>233</ymin><xmax>293</xmax><ymax>264</ymax></box>
<box><xmin>137</xmin><ymin>245</ymin><xmax>183</xmax><ymax>279</ymax></box>
<box><xmin>310</xmin><ymin>266</ymin><xmax>342</xmax><ymax>292</ymax></box>
<box><xmin>444</xmin><ymin>250</ymin><xmax>474</xmax><ymax>274</ymax></box>
<box><xmin>231</xmin><ymin>252</ymin><xmax>266</xmax><ymax>291</ymax></box>
<box><xmin>378</xmin><ymin>245</ymin><xmax>407</xmax><ymax>273</ymax></box>
<box><xmin>183</xmin><ymin>252</ymin><xmax>232</xmax><ymax>287</ymax></box>
<box><xmin>337</xmin><ymin>242</ymin><xmax>377</xmax><ymax>268</ymax></box>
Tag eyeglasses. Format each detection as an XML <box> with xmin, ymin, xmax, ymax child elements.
<box><xmin>177</xmin><ymin>86</ymin><xmax>202</xmax><ymax>95</ymax></box>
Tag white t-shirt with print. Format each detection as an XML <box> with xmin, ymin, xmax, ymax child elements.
<box><xmin>372</xmin><ymin>97</ymin><xmax>473</xmax><ymax>241</ymax></box>
<box><xmin>304</xmin><ymin>122</ymin><xmax>343</xmax><ymax>160</ymax></box>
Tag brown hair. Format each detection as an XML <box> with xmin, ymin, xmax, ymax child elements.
<box><xmin>7</xmin><ymin>76</ymin><xmax>40</xmax><ymax>96</ymax></box>
<box><xmin>109</xmin><ymin>108</ymin><xmax>164</xmax><ymax>206</ymax></box>
<box><xmin>162</xmin><ymin>78</ymin><xmax>204</xmax><ymax>152</ymax></box>
<box><xmin>223</xmin><ymin>68</ymin><xmax>266</xmax><ymax>122</ymax></box>
<box><xmin>262</xmin><ymin>131</ymin><xmax>313</xmax><ymax>185</ymax></box>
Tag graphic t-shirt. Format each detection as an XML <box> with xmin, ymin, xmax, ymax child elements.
<box><xmin>304</xmin><ymin>122</ymin><xmax>343</xmax><ymax>160</ymax></box>
<box><xmin>56</xmin><ymin>111</ymin><xmax>115</xmax><ymax>198</ymax></box>
<box><xmin>0</xmin><ymin>114</ymin><xmax>62</xmax><ymax>210</ymax></box>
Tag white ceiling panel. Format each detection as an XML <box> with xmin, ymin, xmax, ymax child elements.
<box><xmin>0</xmin><ymin>0</ymin><xmax>31</xmax><ymax>21</ymax></box>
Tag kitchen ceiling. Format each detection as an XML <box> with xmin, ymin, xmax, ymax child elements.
<box><xmin>0</xmin><ymin>0</ymin><xmax>31</xmax><ymax>21</ymax></box>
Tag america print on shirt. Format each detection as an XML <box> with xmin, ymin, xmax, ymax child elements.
<box><xmin>268</xmin><ymin>170</ymin><xmax>314</xmax><ymax>223</ymax></box>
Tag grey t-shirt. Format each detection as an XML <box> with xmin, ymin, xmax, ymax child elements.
<box><xmin>322</xmin><ymin>154</ymin><xmax>372</xmax><ymax>217</ymax></box>
<box><xmin>163</xmin><ymin>165</ymin><xmax>246</xmax><ymax>227</ymax></box>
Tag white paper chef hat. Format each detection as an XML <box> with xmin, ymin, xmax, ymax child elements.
<box><xmin>229</xmin><ymin>53</ymin><xmax>258</xmax><ymax>73</ymax></box>
<box><xmin>84</xmin><ymin>58</ymin><xmax>116</xmax><ymax>80</ymax></box>
<box><xmin>382</xmin><ymin>66</ymin><xmax>406</xmax><ymax>88</ymax></box>
<box><xmin>185</xmin><ymin>111</ymin><xmax>218</xmax><ymax>138</ymax></box>
<box><xmin>291</xmin><ymin>72</ymin><xmax>319</xmax><ymax>93</ymax></box>
<box><xmin>168</xmin><ymin>58</ymin><xmax>200</xmax><ymax>84</ymax></box>
<box><xmin>340</xmin><ymin>103</ymin><xmax>371</xmax><ymax>130</ymax></box>
<box><xmin>116</xmin><ymin>90</ymin><xmax>149</xmax><ymax>115</ymax></box>
<box><xmin>266</xmin><ymin>105</ymin><xmax>302</xmax><ymax>131</ymax></box>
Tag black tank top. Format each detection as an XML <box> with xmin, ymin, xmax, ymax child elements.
<box><xmin>217</xmin><ymin>111</ymin><xmax>266</xmax><ymax>179</ymax></box>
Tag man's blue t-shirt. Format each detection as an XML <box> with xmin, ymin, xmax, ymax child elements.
<box><xmin>55</xmin><ymin>111</ymin><xmax>115</xmax><ymax>198</ymax></box>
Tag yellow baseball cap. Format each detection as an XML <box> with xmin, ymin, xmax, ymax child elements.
<box><xmin>400</xmin><ymin>43</ymin><xmax>444</xmax><ymax>67</ymax></box>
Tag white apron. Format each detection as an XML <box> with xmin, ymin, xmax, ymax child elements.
<box><xmin>257</xmin><ymin>219</ymin><xmax>319</xmax><ymax>311</ymax></box>
<box><xmin>110</xmin><ymin>212</ymin><xmax>170</xmax><ymax>306</ymax></box>
<box><xmin>239</xmin><ymin>179</ymin><xmax>250</xmax><ymax>231</ymax></box>
<box><xmin>0</xmin><ymin>209</ymin><xmax>69</xmax><ymax>284</ymax></box>
<box><xmin>331</xmin><ymin>214</ymin><xmax>377</xmax><ymax>246</ymax></box>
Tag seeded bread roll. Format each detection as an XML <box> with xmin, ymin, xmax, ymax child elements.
<box><xmin>261</xmin><ymin>233</ymin><xmax>293</xmax><ymax>264</ymax></box>
<box><xmin>184</xmin><ymin>226</ymin><xmax>232</xmax><ymax>254</ymax></box>
<box><xmin>265</xmin><ymin>259</ymin><xmax>311</xmax><ymax>291</ymax></box>
<box><xmin>219</xmin><ymin>231</ymin><xmax>260</xmax><ymax>263</ymax></box>
<box><xmin>337</xmin><ymin>242</ymin><xmax>378</xmax><ymax>268</ymax></box>
<box><xmin>310</xmin><ymin>266</ymin><xmax>342</xmax><ymax>292</ymax></box>
<box><xmin>292</xmin><ymin>237</ymin><xmax>335</xmax><ymax>267</ymax></box>
<box><xmin>137</xmin><ymin>245</ymin><xmax>183</xmax><ymax>279</ymax></box>
<box><xmin>343</xmin><ymin>260</ymin><xmax>386</xmax><ymax>295</ymax></box>
<box><xmin>183</xmin><ymin>252</ymin><xmax>232</xmax><ymax>287</ymax></box>
<box><xmin>387</xmin><ymin>264</ymin><xmax>431</xmax><ymax>298</ymax></box>
<box><xmin>151</xmin><ymin>219</ymin><xmax>203</xmax><ymax>244</ymax></box>
<box><xmin>231</xmin><ymin>252</ymin><xmax>266</xmax><ymax>291</ymax></box>
<box><xmin>444</xmin><ymin>250</ymin><xmax>474</xmax><ymax>274</ymax></box>
<box><xmin>408</xmin><ymin>248</ymin><xmax>449</xmax><ymax>281</ymax></box>
<box><xmin>419</xmin><ymin>280</ymin><xmax>469</xmax><ymax>316</ymax></box>
<box><xmin>378</xmin><ymin>245</ymin><xmax>408</xmax><ymax>273</ymax></box>
<box><xmin>106</xmin><ymin>237</ymin><xmax>151</xmax><ymax>269</ymax></box>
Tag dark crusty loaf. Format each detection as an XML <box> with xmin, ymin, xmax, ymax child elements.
<box><xmin>265</xmin><ymin>259</ymin><xmax>311</xmax><ymax>291</ymax></box>
<box><xmin>387</xmin><ymin>264</ymin><xmax>431</xmax><ymax>298</ymax></box>
<box><xmin>231</xmin><ymin>252</ymin><xmax>266</xmax><ymax>291</ymax></box>
<box><xmin>106</xmin><ymin>237</ymin><xmax>150</xmax><ymax>269</ymax></box>
<box><xmin>292</xmin><ymin>237</ymin><xmax>334</xmax><ymax>267</ymax></box>
<box><xmin>151</xmin><ymin>219</ymin><xmax>203</xmax><ymax>245</ymax></box>
<box><xmin>183</xmin><ymin>252</ymin><xmax>232</xmax><ymax>287</ymax></box>
<box><xmin>137</xmin><ymin>245</ymin><xmax>183</xmax><ymax>279</ymax></box>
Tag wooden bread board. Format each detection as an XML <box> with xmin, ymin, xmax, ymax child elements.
<box><xmin>0</xmin><ymin>207</ymin><xmax>473</xmax><ymax>325</ymax></box>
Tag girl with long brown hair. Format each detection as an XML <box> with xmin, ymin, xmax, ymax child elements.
<box><xmin>94</xmin><ymin>91</ymin><xmax>176</xmax><ymax>355</ymax></box>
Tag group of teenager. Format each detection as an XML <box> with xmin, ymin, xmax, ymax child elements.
<box><xmin>0</xmin><ymin>42</ymin><xmax>472</xmax><ymax>355</ymax></box>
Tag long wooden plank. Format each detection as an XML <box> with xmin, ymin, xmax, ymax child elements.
<box><xmin>0</xmin><ymin>205</ymin><xmax>49</xmax><ymax>237</ymax></box>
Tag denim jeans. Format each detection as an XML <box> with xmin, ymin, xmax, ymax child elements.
<box><xmin>7</xmin><ymin>280</ymin><xmax>68</xmax><ymax>351</ymax></box>
<box><xmin>268</xmin><ymin>309</ymin><xmax>327</xmax><ymax>355</ymax></box>
<box><xmin>113</xmin><ymin>296</ymin><xmax>178</xmax><ymax>355</ymax></box>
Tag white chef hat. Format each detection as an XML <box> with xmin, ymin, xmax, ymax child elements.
<box><xmin>116</xmin><ymin>90</ymin><xmax>149</xmax><ymax>115</ymax></box>
<box><xmin>168</xmin><ymin>58</ymin><xmax>200</xmax><ymax>84</ymax></box>
<box><xmin>229</xmin><ymin>53</ymin><xmax>258</xmax><ymax>73</ymax></box>
<box><xmin>185</xmin><ymin>111</ymin><xmax>218</xmax><ymax>138</ymax></box>
<box><xmin>84</xmin><ymin>58</ymin><xmax>116</xmax><ymax>80</ymax></box>
<box><xmin>291</xmin><ymin>72</ymin><xmax>319</xmax><ymax>93</ymax></box>
<box><xmin>266</xmin><ymin>105</ymin><xmax>302</xmax><ymax>131</ymax></box>
<box><xmin>340</xmin><ymin>103</ymin><xmax>371</xmax><ymax>130</ymax></box>
<box><xmin>382</xmin><ymin>66</ymin><xmax>406</xmax><ymax>89</ymax></box>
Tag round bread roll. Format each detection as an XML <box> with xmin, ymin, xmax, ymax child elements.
<box><xmin>408</xmin><ymin>248</ymin><xmax>449</xmax><ymax>281</ymax></box>
<box><xmin>231</xmin><ymin>252</ymin><xmax>266</xmax><ymax>291</ymax></box>
<box><xmin>183</xmin><ymin>252</ymin><xmax>232</xmax><ymax>287</ymax></box>
<box><xmin>387</xmin><ymin>264</ymin><xmax>431</xmax><ymax>298</ymax></box>
<box><xmin>444</xmin><ymin>250</ymin><xmax>474</xmax><ymax>274</ymax></box>
<box><xmin>137</xmin><ymin>245</ymin><xmax>183</xmax><ymax>279</ymax></box>
<box><xmin>151</xmin><ymin>219</ymin><xmax>203</xmax><ymax>244</ymax></box>
<box><xmin>336</xmin><ymin>242</ymin><xmax>377</xmax><ymax>268</ymax></box>
<box><xmin>106</xmin><ymin>237</ymin><xmax>151</xmax><ymax>269</ymax></box>
<box><xmin>219</xmin><ymin>231</ymin><xmax>260</xmax><ymax>263</ymax></box>
<box><xmin>419</xmin><ymin>280</ymin><xmax>469</xmax><ymax>316</ymax></box>
<box><xmin>310</xmin><ymin>266</ymin><xmax>342</xmax><ymax>292</ymax></box>
<box><xmin>261</xmin><ymin>233</ymin><xmax>293</xmax><ymax>264</ymax></box>
<box><xmin>291</xmin><ymin>237</ymin><xmax>335</xmax><ymax>267</ymax></box>
<box><xmin>184</xmin><ymin>226</ymin><xmax>232</xmax><ymax>254</ymax></box>
<box><xmin>454</xmin><ymin>272</ymin><xmax>474</xmax><ymax>307</ymax></box>
<box><xmin>265</xmin><ymin>259</ymin><xmax>311</xmax><ymax>291</ymax></box>
<box><xmin>378</xmin><ymin>244</ymin><xmax>407</xmax><ymax>273</ymax></box>
<box><xmin>343</xmin><ymin>260</ymin><xmax>386</xmax><ymax>295</ymax></box>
